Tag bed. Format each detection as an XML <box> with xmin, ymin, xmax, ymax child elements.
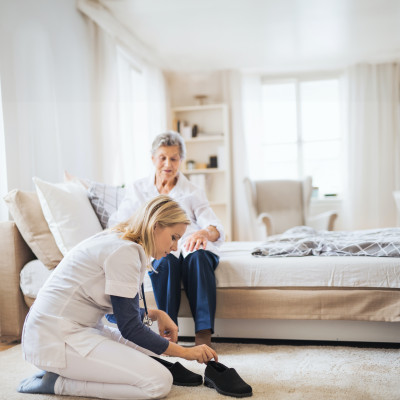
<box><xmin>3</xmin><ymin>221</ymin><xmax>400</xmax><ymax>343</ymax></box>
<box><xmin>143</xmin><ymin>238</ymin><xmax>400</xmax><ymax>343</ymax></box>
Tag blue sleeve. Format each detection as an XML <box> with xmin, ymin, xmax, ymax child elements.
<box><xmin>106</xmin><ymin>308</ymin><xmax>145</xmax><ymax>323</ymax></box>
<box><xmin>109</xmin><ymin>294</ymin><xmax>169</xmax><ymax>355</ymax></box>
<box><xmin>105</xmin><ymin>313</ymin><xmax>117</xmax><ymax>323</ymax></box>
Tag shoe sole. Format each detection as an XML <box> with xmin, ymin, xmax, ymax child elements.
<box><xmin>204</xmin><ymin>376</ymin><xmax>252</xmax><ymax>398</ymax></box>
<box><xmin>173</xmin><ymin>380</ymin><xmax>203</xmax><ymax>387</ymax></box>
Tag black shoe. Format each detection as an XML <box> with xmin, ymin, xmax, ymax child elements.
<box><xmin>204</xmin><ymin>361</ymin><xmax>252</xmax><ymax>398</ymax></box>
<box><xmin>151</xmin><ymin>356</ymin><xmax>203</xmax><ymax>386</ymax></box>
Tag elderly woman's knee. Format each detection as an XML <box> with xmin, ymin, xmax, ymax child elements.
<box><xmin>185</xmin><ymin>249</ymin><xmax>217</xmax><ymax>271</ymax></box>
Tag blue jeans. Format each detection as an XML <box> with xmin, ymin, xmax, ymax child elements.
<box><xmin>149</xmin><ymin>250</ymin><xmax>219</xmax><ymax>333</ymax></box>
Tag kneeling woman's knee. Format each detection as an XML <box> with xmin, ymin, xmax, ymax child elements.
<box><xmin>147</xmin><ymin>366</ymin><xmax>173</xmax><ymax>399</ymax></box>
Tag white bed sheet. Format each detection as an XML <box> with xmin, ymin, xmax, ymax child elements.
<box><xmin>20</xmin><ymin>242</ymin><xmax>400</xmax><ymax>299</ymax></box>
<box><xmin>144</xmin><ymin>241</ymin><xmax>400</xmax><ymax>291</ymax></box>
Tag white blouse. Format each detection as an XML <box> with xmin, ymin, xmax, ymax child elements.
<box><xmin>108</xmin><ymin>172</ymin><xmax>225</xmax><ymax>257</ymax></box>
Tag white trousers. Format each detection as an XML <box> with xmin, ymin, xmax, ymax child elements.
<box><xmin>42</xmin><ymin>325</ymin><xmax>173</xmax><ymax>400</ymax></box>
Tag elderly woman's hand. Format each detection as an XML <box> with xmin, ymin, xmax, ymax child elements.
<box><xmin>183</xmin><ymin>225</ymin><xmax>220</xmax><ymax>253</ymax></box>
<box><xmin>184</xmin><ymin>230</ymin><xmax>210</xmax><ymax>252</ymax></box>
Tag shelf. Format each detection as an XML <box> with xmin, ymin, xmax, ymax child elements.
<box><xmin>182</xmin><ymin>168</ymin><xmax>225</xmax><ymax>174</ymax></box>
<box><xmin>171</xmin><ymin>101</ymin><xmax>231</xmax><ymax>240</ymax></box>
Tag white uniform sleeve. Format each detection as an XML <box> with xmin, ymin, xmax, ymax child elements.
<box><xmin>104</xmin><ymin>245</ymin><xmax>142</xmax><ymax>298</ymax></box>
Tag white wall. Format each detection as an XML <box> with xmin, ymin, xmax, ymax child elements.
<box><xmin>0</xmin><ymin>0</ymin><xmax>95</xmax><ymax>198</ymax></box>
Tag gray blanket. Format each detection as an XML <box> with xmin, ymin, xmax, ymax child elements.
<box><xmin>252</xmin><ymin>226</ymin><xmax>400</xmax><ymax>257</ymax></box>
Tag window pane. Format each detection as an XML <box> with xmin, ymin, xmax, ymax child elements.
<box><xmin>257</xmin><ymin>162</ymin><xmax>298</xmax><ymax>180</ymax></box>
<box><xmin>254</xmin><ymin>144</ymin><xmax>298</xmax><ymax>180</ymax></box>
<box><xmin>300</xmin><ymin>80</ymin><xmax>340</xmax><ymax>141</ymax></box>
<box><xmin>262</xmin><ymin>83</ymin><xmax>297</xmax><ymax>144</ymax></box>
<box><xmin>254</xmin><ymin>77</ymin><xmax>343</xmax><ymax>195</ymax></box>
<box><xmin>303</xmin><ymin>140</ymin><xmax>341</xmax><ymax>161</ymax></box>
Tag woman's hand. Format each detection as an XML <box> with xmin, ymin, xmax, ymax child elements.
<box><xmin>164</xmin><ymin>342</ymin><xmax>218</xmax><ymax>364</ymax></box>
<box><xmin>184</xmin><ymin>230</ymin><xmax>209</xmax><ymax>252</ymax></box>
<box><xmin>183</xmin><ymin>344</ymin><xmax>218</xmax><ymax>364</ymax></box>
<box><xmin>148</xmin><ymin>309</ymin><xmax>178</xmax><ymax>343</ymax></box>
<box><xmin>184</xmin><ymin>226</ymin><xmax>220</xmax><ymax>253</ymax></box>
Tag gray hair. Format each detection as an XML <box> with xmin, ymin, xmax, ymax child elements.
<box><xmin>151</xmin><ymin>131</ymin><xmax>186</xmax><ymax>160</ymax></box>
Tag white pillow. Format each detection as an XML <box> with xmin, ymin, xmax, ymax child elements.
<box><xmin>33</xmin><ymin>177</ymin><xmax>103</xmax><ymax>255</ymax></box>
<box><xmin>20</xmin><ymin>259</ymin><xmax>53</xmax><ymax>298</ymax></box>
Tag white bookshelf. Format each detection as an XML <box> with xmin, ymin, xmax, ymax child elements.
<box><xmin>171</xmin><ymin>104</ymin><xmax>232</xmax><ymax>240</ymax></box>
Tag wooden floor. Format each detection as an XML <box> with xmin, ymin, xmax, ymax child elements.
<box><xmin>0</xmin><ymin>342</ymin><xmax>18</xmax><ymax>351</ymax></box>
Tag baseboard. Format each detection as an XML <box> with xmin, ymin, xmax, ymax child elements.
<box><xmin>172</xmin><ymin>318</ymin><xmax>400</xmax><ymax>344</ymax></box>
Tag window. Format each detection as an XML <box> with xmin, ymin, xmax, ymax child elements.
<box><xmin>251</xmin><ymin>76</ymin><xmax>343</xmax><ymax>197</ymax></box>
<box><xmin>114</xmin><ymin>46</ymin><xmax>167</xmax><ymax>185</ymax></box>
<box><xmin>115</xmin><ymin>46</ymin><xmax>153</xmax><ymax>184</ymax></box>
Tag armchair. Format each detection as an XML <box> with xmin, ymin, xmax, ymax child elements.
<box><xmin>244</xmin><ymin>176</ymin><xmax>338</xmax><ymax>240</ymax></box>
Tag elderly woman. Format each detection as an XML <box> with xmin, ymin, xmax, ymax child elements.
<box><xmin>108</xmin><ymin>131</ymin><xmax>224</xmax><ymax>347</ymax></box>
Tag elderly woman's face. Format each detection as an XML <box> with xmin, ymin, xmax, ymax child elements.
<box><xmin>152</xmin><ymin>145</ymin><xmax>182</xmax><ymax>180</ymax></box>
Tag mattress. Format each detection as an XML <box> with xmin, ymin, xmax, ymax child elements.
<box><xmin>144</xmin><ymin>241</ymin><xmax>400</xmax><ymax>291</ymax></box>
<box><xmin>20</xmin><ymin>241</ymin><xmax>400</xmax><ymax>300</ymax></box>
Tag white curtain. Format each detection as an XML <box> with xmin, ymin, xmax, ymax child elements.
<box><xmin>86</xmin><ymin>21</ymin><xmax>168</xmax><ymax>186</ymax></box>
<box><xmin>116</xmin><ymin>52</ymin><xmax>168</xmax><ymax>185</ymax></box>
<box><xmin>222</xmin><ymin>71</ymin><xmax>253</xmax><ymax>241</ymax></box>
<box><xmin>343</xmin><ymin>62</ymin><xmax>400</xmax><ymax>229</ymax></box>
<box><xmin>236</xmin><ymin>73</ymin><xmax>266</xmax><ymax>240</ymax></box>
<box><xmin>0</xmin><ymin>78</ymin><xmax>9</xmax><ymax>221</ymax></box>
<box><xmin>241</xmin><ymin>74</ymin><xmax>264</xmax><ymax>182</ymax></box>
<box><xmin>2</xmin><ymin>21</ymin><xmax>64</xmax><ymax>189</ymax></box>
<box><xmin>88</xmin><ymin>20</ymin><xmax>119</xmax><ymax>184</ymax></box>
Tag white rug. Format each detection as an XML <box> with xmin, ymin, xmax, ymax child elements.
<box><xmin>1</xmin><ymin>343</ymin><xmax>400</xmax><ymax>400</ymax></box>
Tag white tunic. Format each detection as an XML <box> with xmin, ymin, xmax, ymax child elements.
<box><xmin>107</xmin><ymin>172</ymin><xmax>225</xmax><ymax>257</ymax></box>
<box><xmin>22</xmin><ymin>231</ymin><xmax>148</xmax><ymax>368</ymax></box>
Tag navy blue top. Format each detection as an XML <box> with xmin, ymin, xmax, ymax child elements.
<box><xmin>107</xmin><ymin>294</ymin><xmax>169</xmax><ymax>355</ymax></box>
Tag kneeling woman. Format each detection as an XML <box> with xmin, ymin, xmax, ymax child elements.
<box><xmin>19</xmin><ymin>195</ymin><xmax>217</xmax><ymax>399</ymax></box>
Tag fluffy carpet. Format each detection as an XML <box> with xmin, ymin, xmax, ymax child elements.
<box><xmin>1</xmin><ymin>343</ymin><xmax>400</xmax><ymax>400</ymax></box>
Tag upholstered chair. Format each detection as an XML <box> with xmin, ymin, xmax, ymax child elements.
<box><xmin>244</xmin><ymin>176</ymin><xmax>338</xmax><ymax>240</ymax></box>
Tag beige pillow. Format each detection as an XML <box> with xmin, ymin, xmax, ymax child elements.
<box><xmin>3</xmin><ymin>189</ymin><xmax>63</xmax><ymax>269</ymax></box>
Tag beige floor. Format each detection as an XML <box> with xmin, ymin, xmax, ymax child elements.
<box><xmin>1</xmin><ymin>342</ymin><xmax>400</xmax><ymax>400</ymax></box>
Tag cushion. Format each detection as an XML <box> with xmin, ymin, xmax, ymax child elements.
<box><xmin>33</xmin><ymin>177</ymin><xmax>103</xmax><ymax>255</ymax></box>
<box><xmin>20</xmin><ymin>259</ymin><xmax>53</xmax><ymax>299</ymax></box>
<box><xmin>3</xmin><ymin>189</ymin><xmax>63</xmax><ymax>269</ymax></box>
<box><xmin>88</xmin><ymin>182</ymin><xmax>125</xmax><ymax>228</ymax></box>
<box><xmin>63</xmin><ymin>170</ymin><xmax>91</xmax><ymax>189</ymax></box>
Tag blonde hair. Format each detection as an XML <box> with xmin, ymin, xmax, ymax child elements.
<box><xmin>112</xmin><ymin>195</ymin><xmax>190</xmax><ymax>260</ymax></box>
